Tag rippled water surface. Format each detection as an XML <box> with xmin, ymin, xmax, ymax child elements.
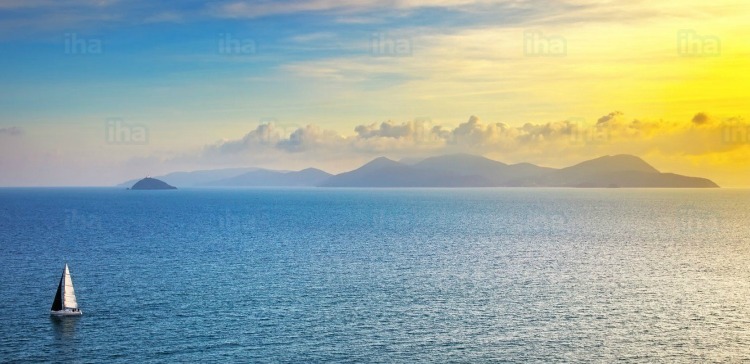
<box><xmin>1</xmin><ymin>188</ymin><xmax>749</xmax><ymax>362</ymax></box>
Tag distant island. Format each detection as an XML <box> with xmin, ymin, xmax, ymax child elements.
<box><xmin>119</xmin><ymin>154</ymin><xmax>718</xmax><ymax>188</ymax></box>
<box><xmin>129</xmin><ymin>177</ymin><xmax>177</xmax><ymax>190</ymax></box>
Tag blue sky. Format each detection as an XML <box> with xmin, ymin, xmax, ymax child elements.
<box><xmin>0</xmin><ymin>0</ymin><xmax>748</xmax><ymax>186</ymax></box>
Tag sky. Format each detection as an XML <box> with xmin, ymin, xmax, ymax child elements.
<box><xmin>0</xmin><ymin>0</ymin><xmax>748</xmax><ymax>186</ymax></box>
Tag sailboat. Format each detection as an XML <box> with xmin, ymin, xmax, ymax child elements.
<box><xmin>50</xmin><ymin>263</ymin><xmax>82</xmax><ymax>316</ymax></box>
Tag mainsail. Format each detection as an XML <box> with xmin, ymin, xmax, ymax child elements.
<box><xmin>62</xmin><ymin>264</ymin><xmax>78</xmax><ymax>309</ymax></box>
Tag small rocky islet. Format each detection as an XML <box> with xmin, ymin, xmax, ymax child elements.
<box><xmin>129</xmin><ymin>177</ymin><xmax>177</xmax><ymax>190</ymax></box>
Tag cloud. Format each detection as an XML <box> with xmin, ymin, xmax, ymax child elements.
<box><xmin>354</xmin><ymin>119</ymin><xmax>445</xmax><ymax>141</ymax></box>
<box><xmin>203</xmin><ymin>123</ymin><xmax>280</xmax><ymax>156</ymax></box>
<box><xmin>597</xmin><ymin>111</ymin><xmax>623</xmax><ymax>125</ymax></box>
<box><xmin>199</xmin><ymin>112</ymin><xmax>749</xmax><ymax>163</ymax></box>
<box><xmin>277</xmin><ymin>124</ymin><xmax>346</xmax><ymax>152</ymax></box>
<box><xmin>207</xmin><ymin>0</ymin><xmax>734</xmax><ymax>24</ymax></box>
<box><xmin>5</xmin><ymin>0</ymin><xmax>748</xmax><ymax>42</ymax></box>
<box><xmin>209</xmin><ymin>0</ymin><xmax>512</xmax><ymax>19</ymax></box>
<box><xmin>0</xmin><ymin>126</ymin><xmax>23</xmax><ymax>136</ymax></box>
<box><xmin>350</xmin><ymin>119</ymin><xmax>449</xmax><ymax>153</ymax></box>
<box><xmin>449</xmin><ymin>115</ymin><xmax>522</xmax><ymax>148</ymax></box>
<box><xmin>692</xmin><ymin>112</ymin><xmax>711</xmax><ymax>125</ymax></box>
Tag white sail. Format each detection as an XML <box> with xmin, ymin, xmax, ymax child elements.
<box><xmin>63</xmin><ymin>264</ymin><xmax>78</xmax><ymax>309</ymax></box>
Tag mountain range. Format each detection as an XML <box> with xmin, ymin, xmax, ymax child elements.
<box><xmin>120</xmin><ymin>154</ymin><xmax>718</xmax><ymax>188</ymax></box>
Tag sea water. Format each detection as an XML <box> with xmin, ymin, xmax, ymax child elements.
<box><xmin>1</xmin><ymin>188</ymin><xmax>749</xmax><ymax>362</ymax></box>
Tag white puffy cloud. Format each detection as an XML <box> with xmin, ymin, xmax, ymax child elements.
<box><xmin>202</xmin><ymin>112</ymin><xmax>750</xmax><ymax>159</ymax></box>
<box><xmin>277</xmin><ymin>124</ymin><xmax>346</xmax><ymax>152</ymax></box>
<box><xmin>203</xmin><ymin>123</ymin><xmax>280</xmax><ymax>156</ymax></box>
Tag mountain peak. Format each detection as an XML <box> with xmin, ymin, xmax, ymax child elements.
<box><xmin>432</xmin><ymin>153</ymin><xmax>503</xmax><ymax>163</ymax></box>
<box><xmin>360</xmin><ymin>157</ymin><xmax>401</xmax><ymax>169</ymax></box>
<box><xmin>298</xmin><ymin>167</ymin><xmax>327</xmax><ymax>174</ymax></box>
<box><xmin>568</xmin><ymin>154</ymin><xmax>659</xmax><ymax>174</ymax></box>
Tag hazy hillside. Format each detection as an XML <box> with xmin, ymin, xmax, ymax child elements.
<box><xmin>118</xmin><ymin>167</ymin><xmax>260</xmax><ymax>187</ymax></box>
<box><xmin>202</xmin><ymin>168</ymin><xmax>332</xmax><ymax>187</ymax></box>
<box><xmin>505</xmin><ymin>155</ymin><xmax>717</xmax><ymax>187</ymax></box>
<box><xmin>322</xmin><ymin>154</ymin><xmax>718</xmax><ymax>188</ymax></box>
<box><xmin>319</xmin><ymin>157</ymin><xmax>491</xmax><ymax>187</ymax></box>
<box><xmin>120</xmin><ymin>154</ymin><xmax>719</xmax><ymax>188</ymax></box>
<box><xmin>413</xmin><ymin>153</ymin><xmax>554</xmax><ymax>185</ymax></box>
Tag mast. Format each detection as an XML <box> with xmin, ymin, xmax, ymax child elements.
<box><xmin>62</xmin><ymin>265</ymin><xmax>66</xmax><ymax>307</ymax></box>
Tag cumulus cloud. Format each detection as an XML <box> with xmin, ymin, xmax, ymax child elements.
<box><xmin>692</xmin><ymin>112</ymin><xmax>711</xmax><ymax>125</ymax></box>
<box><xmin>597</xmin><ymin>111</ymin><xmax>623</xmax><ymax>125</ymax></box>
<box><xmin>204</xmin><ymin>123</ymin><xmax>279</xmax><ymax>156</ymax></box>
<box><xmin>349</xmin><ymin>119</ymin><xmax>449</xmax><ymax>153</ymax></box>
<box><xmin>0</xmin><ymin>126</ymin><xmax>23</xmax><ymax>136</ymax></box>
<box><xmin>277</xmin><ymin>124</ymin><xmax>345</xmax><ymax>152</ymax></box>
<box><xmin>355</xmin><ymin>120</ymin><xmax>416</xmax><ymax>139</ymax></box>
<box><xmin>198</xmin><ymin>112</ymin><xmax>750</xmax><ymax>170</ymax></box>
